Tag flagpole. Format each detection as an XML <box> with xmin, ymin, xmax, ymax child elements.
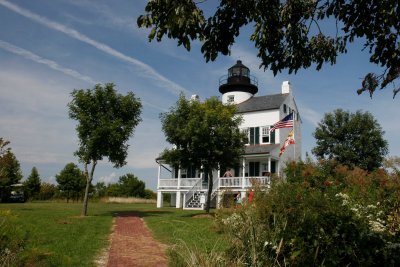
<box><xmin>293</xmin><ymin>112</ymin><xmax>296</xmax><ymax>160</ymax></box>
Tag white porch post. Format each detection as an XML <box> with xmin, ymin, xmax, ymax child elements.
<box><xmin>157</xmin><ymin>162</ymin><xmax>161</xmax><ymax>189</ymax></box>
<box><xmin>177</xmin><ymin>165</ymin><xmax>181</xmax><ymax>189</ymax></box>
<box><xmin>242</xmin><ymin>157</ymin><xmax>246</xmax><ymax>189</ymax></box>
<box><xmin>268</xmin><ymin>157</ymin><xmax>271</xmax><ymax>172</ymax></box>
<box><xmin>157</xmin><ymin>191</ymin><xmax>163</xmax><ymax>208</ymax></box>
<box><xmin>176</xmin><ymin>192</ymin><xmax>182</xmax><ymax>208</ymax></box>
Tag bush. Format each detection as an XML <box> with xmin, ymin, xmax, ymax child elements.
<box><xmin>144</xmin><ymin>189</ymin><xmax>156</xmax><ymax>199</ymax></box>
<box><xmin>216</xmin><ymin>161</ymin><xmax>400</xmax><ymax>266</ymax></box>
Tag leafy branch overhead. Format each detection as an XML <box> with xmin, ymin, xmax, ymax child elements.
<box><xmin>138</xmin><ymin>0</ymin><xmax>399</xmax><ymax>98</ymax></box>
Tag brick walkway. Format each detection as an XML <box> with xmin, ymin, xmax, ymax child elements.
<box><xmin>107</xmin><ymin>212</ymin><xmax>168</xmax><ymax>267</ymax></box>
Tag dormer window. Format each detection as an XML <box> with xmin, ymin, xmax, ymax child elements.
<box><xmin>227</xmin><ymin>95</ymin><xmax>235</xmax><ymax>103</ymax></box>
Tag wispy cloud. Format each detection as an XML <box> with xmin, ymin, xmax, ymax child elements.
<box><xmin>300</xmin><ymin>106</ymin><xmax>322</xmax><ymax>127</ymax></box>
<box><xmin>0</xmin><ymin>0</ymin><xmax>191</xmax><ymax>96</ymax></box>
<box><xmin>0</xmin><ymin>40</ymin><xmax>97</xmax><ymax>84</ymax></box>
<box><xmin>98</xmin><ymin>172</ymin><xmax>117</xmax><ymax>184</ymax></box>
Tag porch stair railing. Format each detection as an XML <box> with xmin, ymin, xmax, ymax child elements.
<box><xmin>183</xmin><ymin>178</ymin><xmax>203</xmax><ymax>209</ymax></box>
<box><xmin>209</xmin><ymin>176</ymin><xmax>220</xmax><ymax>202</ymax></box>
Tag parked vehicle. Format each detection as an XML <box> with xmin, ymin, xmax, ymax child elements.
<box><xmin>9</xmin><ymin>184</ymin><xmax>25</xmax><ymax>203</ymax></box>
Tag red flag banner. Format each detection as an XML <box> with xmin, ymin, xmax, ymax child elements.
<box><xmin>279</xmin><ymin>130</ymin><xmax>295</xmax><ymax>157</ymax></box>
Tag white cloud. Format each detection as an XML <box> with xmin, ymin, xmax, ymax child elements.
<box><xmin>0</xmin><ymin>0</ymin><xmax>192</xmax><ymax>96</ymax></box>
<box><xmin>98</xmin><ymin>172</ymin><xmax>117</xmax><ymax>185</ymax></box>
<box><xmin>298</xmin><ymin>105</ymin><xmax>322</xmax><ymax>127</ymax></box>
<box><xmin>126</xmin><ymin>118</ymin><xmax>168</xmax><ymax>169</ymax></box>
<box><xmin>0</xmin><ymin>40</ymin><xmax>97</xmax><ymax>85</ymax></box>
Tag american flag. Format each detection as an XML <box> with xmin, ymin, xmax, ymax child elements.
<box><xmin>270</xmin><ymin>113</ymin><xmax>294</xmax><ymax>132</ymax></box>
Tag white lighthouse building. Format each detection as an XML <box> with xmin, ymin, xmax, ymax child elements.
<box><xmin>156</xmin><ymin>60</ymin><xmax>301</xmax><ymax>209</ymax></box>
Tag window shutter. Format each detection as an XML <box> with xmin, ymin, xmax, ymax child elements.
<box><xmin>270</xmin><ymin>130</ymin><xmax>275</xmax><ymax>144</ymax></box>
<box><xmin>250</xmin><ymin>127</ymin><xmax>255</xmax><ymax>144</ymax></box>
<box><xmin>255</xmin><ymin>127</ymin><xmax>260</xmax><ymax>144</ymax></box>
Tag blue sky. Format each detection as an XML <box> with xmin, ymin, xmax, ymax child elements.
<box><xmin>0</xmin><ymin>0</ymin><xmax>398</xmax><ymax>190</ymax></box>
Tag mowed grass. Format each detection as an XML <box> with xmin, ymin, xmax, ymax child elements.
<box><xmin>1</xmin><ymin>202</ymin><xmax>226</xmax><ymax>266</ymax></box>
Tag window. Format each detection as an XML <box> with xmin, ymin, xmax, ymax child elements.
<box><xmin>262</xmin><ymin>126</ymin><xmax>270</xmax><ymax>143</ymax></box>
<box><xmin>283</xmin><ymin>104</ymin><xmax>287</xmax><ymax>113</ymax></box>
<box><xmin>227</xmin><ymin>95</ymin><xmax>235</xmax><ymax>103</ymax></box>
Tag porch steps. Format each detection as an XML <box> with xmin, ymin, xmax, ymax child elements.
<box><xmin>184</xmin><ymin>192</ymin><xmax>204</xmax><ymax>210</ymax></box>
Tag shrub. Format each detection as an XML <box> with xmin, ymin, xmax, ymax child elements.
<box><xmin>217</xmin><ymin>161</ymin><xmax>400</xmax><ymax>266</ymax></box>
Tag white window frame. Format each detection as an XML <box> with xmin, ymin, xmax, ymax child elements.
<box><xmin>261</xmin><ymin>126</ymin><xmax>270</xmax><ymax>144</ymax></box>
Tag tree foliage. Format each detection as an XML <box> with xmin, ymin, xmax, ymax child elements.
<box><xmin>55</xmin><ymin>163</ymin><xmax>86</xmax><ymax>202</ymax></box>
<box><xmin>68</xmin><ymin>83</ymin><xmax>142</xmax><ymax>215</ymax></box>
<box><xmin>160</xmin><ymin>95</ymin><xmax>245</xmax><ymax>212</ymax></box>
<box><xmin>117</xmin><ymin>173</ymin><xmax>146</xmax><ymax>198</ymax></box>
<box><xmin>38</xmin><ymin>182</ymin><xmax>58</xmax><ymax>200</ymax></box>
<box><xmin>138</xmin><ymin>0</ymin><xmax>400</xmax><ymax>97</ymax></box>
<box><xmin>24</xmin><ymin>167</ymin><xmax>41</xmax><ymax>200</ymax></box>
<box><xmin>312</xmin><ymin>109</ymin><xmax>388</xmax><ymax>171</ymax></box>
<box><xmin>0</xmin><ymin>138</ymin><xmax>23</xmax><ymax>202</ymax></box>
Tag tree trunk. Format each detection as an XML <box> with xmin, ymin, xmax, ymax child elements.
<box><xmin>205</xmin><ymin>169</ymin><xmax>213</xmax><ymax>213</ymax></box>
<box><xmin>82</xmin><ymin>178</ymin><xmax>91</xmax><ymax>216</ymax></box>
<box><xmin>81</xmin><ymin>161</ymin><xmax>96</xmax><ymax>216</ymax></box>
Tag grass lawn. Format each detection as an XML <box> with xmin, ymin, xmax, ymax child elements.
<box><xmin>1</xmin><ymin>202</ymin><xmax>226</xmax><ymax>266</ymax></box>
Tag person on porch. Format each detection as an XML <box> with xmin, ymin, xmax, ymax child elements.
<box><xmin>223</xmin><ymin>168</ymin><xmax>233</xmax><ymax>177</ymax></box>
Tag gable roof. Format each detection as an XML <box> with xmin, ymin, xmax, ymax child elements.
<box><xmin>236</xmin><ymin>93</ymin><xmax>288</xmax><ymax>113</ymax></box>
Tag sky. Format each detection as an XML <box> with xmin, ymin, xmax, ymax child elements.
<box><xmin>0</xmin><ymin>0</ymin><xmax>398</xmax><ymax>190</ymax></box>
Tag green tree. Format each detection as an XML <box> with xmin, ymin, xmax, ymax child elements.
<box><xmin>138</xmin><ymin>0</ymin><xmax>399</xmax><ymax>98</ymax></box>
<box><xmin>312</xmin><ymin>109</ymin><xmax>388</xmax><ymax>171</ymax></box>
<box><xmin>38</xmin><ymin>182</ymin><xmax>58</xmax><ymax>200</ymax></box>
<box><xmin>0</xmin><ymin>138</ymin><xmax>23</xmax><ymax>202</ymax></box>
<box><xmin>93</xmin><ymin>182</ymin><xmax>107</xmax><ymax>198</ymax></box>
<box><xmin>55</xmin><ymin>163</ymin><xmax>86</xmax><ymax>203</ymax></box>
<box><xmin>118</xmin><ymin>173</ymin><xmax>146</xmax><ymax>198</ymax></box>
<box><xmin>68</xmin><ymin>83</ymin><xmax>142</xmax><ymax>216</ymax></box>
<box><xmin>161</xmin><ymin>95</ymin><xmax>244</xmax><ymax>212</ymax></box>
<box><xmin>106</xmin><ymin>183</ymin><xmax>121</xmax><ymax>197</ymax></box>
<box><xmin>24</xmin><ymin>167</ymin><xmax>41</xmax><ymax>200</ymax></box>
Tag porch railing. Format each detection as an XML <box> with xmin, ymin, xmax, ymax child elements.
<box><xmin>159</xmin><ymin>178</ymin><xmax>201</xmax><ymax>189</ymax></box>
<box><xmin>219</xmin><ymin>176</ymin><xmax>271</xmax><ymax>188</ymax></box>
<box><xmin>159</xmin><ymin>176</ymin><xmax>271</xmax><ymax>189</ymax></box>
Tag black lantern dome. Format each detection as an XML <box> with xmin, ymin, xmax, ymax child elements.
<box><xmin>219</xmin><ymin>60</ymin><xmax>258</xmax><ymax>95</ymax></box>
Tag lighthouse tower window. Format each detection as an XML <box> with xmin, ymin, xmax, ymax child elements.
<box><xmin>227</xmin><ymin>95</ymin><xmax>235</xmax><ymax>103</ymax></box>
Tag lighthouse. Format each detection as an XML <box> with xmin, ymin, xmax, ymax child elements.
<box><xmin>219</xmin><ymin>60</ymin><xmax>258</xmax><ymax>104</ymax></box>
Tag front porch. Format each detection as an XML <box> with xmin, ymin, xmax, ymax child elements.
<box><xmin>156</xmin><ymin>152</ymin><xmax>279</xmax><ymax>209</ymax></box>
<box><xmin>156</xmin><ymin>176</ymin><xmax>271</xmax><ymax>209</ymax></box>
